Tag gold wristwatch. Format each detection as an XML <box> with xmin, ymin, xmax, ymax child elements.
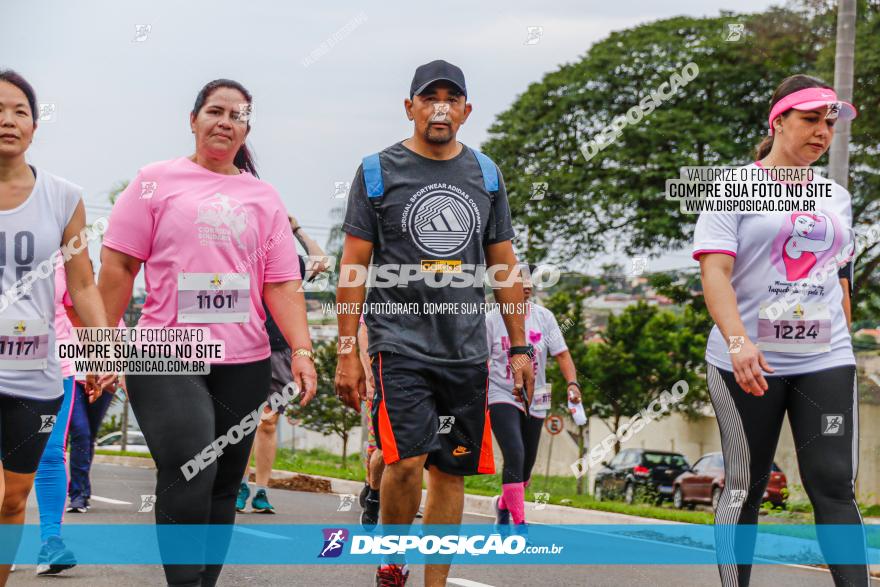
<box><xmin>293</xmin><ymin>348</ymin><xmax>315</xmax><ymax>360</ymax></box>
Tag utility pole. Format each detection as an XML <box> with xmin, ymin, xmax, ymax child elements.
<box><xmin>828</xmin><ymin>0</ymin><xmax>857</xmax><ymax>188</ymax></box>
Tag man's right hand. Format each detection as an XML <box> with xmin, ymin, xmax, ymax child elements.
<box><xmin>335</xmin><ymin>352</ymin><xmax>366</xmax><ymax>411</ymax></box>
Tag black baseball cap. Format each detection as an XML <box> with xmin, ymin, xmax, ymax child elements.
<box><xmin>409</xmin><ymin>60</ymin><xmax>467</xmax><ymax>99</ymax></box>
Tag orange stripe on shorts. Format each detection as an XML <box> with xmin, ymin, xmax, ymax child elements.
<box><xmin>477</xmin><ymin>362</ymin><xmax>496</xmax><ymax>474</ymax></box>
<box><xmin>376</xmin><ymin>352</ymin><xmax>400</xmax><ymax>464</ymax></box>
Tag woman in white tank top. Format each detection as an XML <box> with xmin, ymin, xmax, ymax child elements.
<box><xmin>0</xmin><ymin>69</ymin><xmax>113</xmax><ymax>586</ymax></box>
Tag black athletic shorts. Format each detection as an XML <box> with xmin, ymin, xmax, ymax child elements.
<box><xmin>0</xmin><ymin>391</ymin><xmax>64</xmax><ymax>474</ymax></box>
<box><xmin>267</xmin><ymin>348</ymin><xmax>293</xmax><ymax>414</ymax></box>
<box><xmin>370</xmin><ymin>351</ymin><xmax>495</xmax><ymax>476</ymax></box>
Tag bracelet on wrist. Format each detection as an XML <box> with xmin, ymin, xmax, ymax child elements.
<box><xmin>293</xmin><ymin>348</ymin><xmax>314</xmax><ymax>360</ymax></box>
<box><xmin>508</xmin><ymin>345</ymin><xmax>534</xmax><ymax>357</ymax></box>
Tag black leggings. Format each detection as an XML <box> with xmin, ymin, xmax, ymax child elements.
<box><xmin>707</xmin><ymin>363</ymin><xmax>868</xmax><ymax>587</ymax></box>
<box><xmin>127</xmin><ymin>359</ymin><xmax>270</xmax><ymax>587</ymax></box>
<box><xmin>489</xmin><ymin>403</ymin><xmax>544</xmax><ymax>485</ymax></box>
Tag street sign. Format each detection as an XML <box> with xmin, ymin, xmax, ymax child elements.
<box><xmin>545</xmin><ymin>414</ymin><xmax>564</xmax><ymax>435</ymax></box>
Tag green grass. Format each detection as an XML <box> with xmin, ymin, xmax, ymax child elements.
<box><xmin>466</xmin><ymin>473</ymin><xmax>716</xmax><ymax>524</ymax></box>
<box><xmin>95</xmin><ymin>449</ymin><xmax>152</xmax><ymax>458</ymax></box>
<box><xmin>271</xmin><ymin>448</ymin><xmax>366</xmax><ymax>482</ymax></box>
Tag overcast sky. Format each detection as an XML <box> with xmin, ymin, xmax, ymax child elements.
<box><xmin>5</xmin><ymin>0</ymin><xmax>781</xmax><ymax>279</ymax></box>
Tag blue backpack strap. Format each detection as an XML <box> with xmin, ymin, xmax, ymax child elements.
<box><xmin>470</xmin><ymin>147</ymin><xmax>499</xmax><ymax>194</ymax></box>
<box><xmin>361</xmin><ymin>152</ymin><xmax>385</xmax><ymax>247</ymax></box>
<box><xmin>469</xmin><ymin>147</ymin><xmax>500</xmax><ymax>244</ymax></box>
<box><xmin>362</xmin><ymin>153</ymin><xmax>384</xmax><ymax>198</ymax></box>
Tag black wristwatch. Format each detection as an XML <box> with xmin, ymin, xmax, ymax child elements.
<box><xmin>566</xmin><ymin>381</ymin><xmax>581</xmax><ymax>390</ymax></box>
<box><xmin>509</xmin><ymin>345</ymin><xmax>534</xmax><ymax>357</ymax></box>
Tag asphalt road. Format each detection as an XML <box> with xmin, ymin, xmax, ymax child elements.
<box><xmin>11</xmin><ymin>463</ymin><xmax>872</xmax><ymax>586</ymax></box>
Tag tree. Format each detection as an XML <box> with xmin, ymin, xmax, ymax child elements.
<box><xmin>543</xmin><ymin>278</ymin><xmax>594</xmax><ymax>494</ymax></box>
<box><xmin>287</xmin><ymin>339</ymin><xmax>360</xmax><ymax>466</ymax></box>
<box><xmin>580</xmin><ymin>301</ymin><xmax>707</xmax><ymax>455</ymax></box>
<box><xmin>540</xmin><ymin>270</ymin><xmax>709</xmax><ymax>491</ymax></box>
<box><xmin>482</xmin><ymin>9</ymin><xmax>819</xmax><ymax>264</ymax></box>
<box><xmin>482</xmin><ymin>5</ymin><xmax>880</xmax><ymax>320</ymax></box>
<box><xmin>647</xmin><ymin>272</ymin><xmax>712</xmax><ymax>419</ymax></box>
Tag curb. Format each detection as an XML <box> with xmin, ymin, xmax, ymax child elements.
<box><xmin>269</xmin><ymin>468</ymin><xmax>672</xmax><ymax>525</ymax></box>
<box><xmin>94</xmin><ymin>454</ymin><xmax>155</xmax><ymax>469</ymax></box>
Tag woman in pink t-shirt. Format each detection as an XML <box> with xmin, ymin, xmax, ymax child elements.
<box><xmin>97</xmin><ymin>79</ymin><xmax>317</xmax><ymax>587</ymax></box>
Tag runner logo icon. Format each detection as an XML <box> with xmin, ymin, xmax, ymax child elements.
<box><xmin>319</xmin><ymin>528</ymin><xmax>349</xmax><ymax>558</ymax></box>
<box><xmin>822</xmin><ymin>414</ymin><xmax>844</xmax><ymax>436</ymax></box>
<box><xmin>38</xmin><ymin>415</ymin><xmax>56</xmax><ymax>433</ymax></box>
<box><xmin>337</xmin><ymin>494</ymin><xmax>357</xmax><ymax>512</ymax></box>
<box><xmin>728</xmin><ymin>489</ymin><xmax>747</xmax><ymax>508</ymax></box>
<box><xmin>138</xmin><ymin>495</ymin><xmax>157</xmax><ymax>513</ymax></box>
<box><xmin>438</xmin><ymin>416</ymin><xmax>455</xmax><ymax>434</ymax></box>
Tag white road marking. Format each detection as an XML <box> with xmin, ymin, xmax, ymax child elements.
<box><xmin>232</xmin><ymin>526</ymin><xmax>292</xmax><ymax>540</ymax></box>
<box><xmin>89</xmin><ymin>495</ymin><xmax>132</xmax><ymax>505</ymax></box>
<box><xmin>447</xmin><ymin>579</ymin><xmax>497</xmax><ymax>587</ymax></box>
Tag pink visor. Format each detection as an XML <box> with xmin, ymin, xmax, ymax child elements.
<box><xmin>768</xmin><ymin>87</ymin><xmax>857</xmax><ymax>135</ymax></box>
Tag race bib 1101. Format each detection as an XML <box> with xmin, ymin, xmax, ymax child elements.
<box><xmin>177</xmin><ymin>273</ymin><xmax>250</xmax><ymax>324</ymax></box>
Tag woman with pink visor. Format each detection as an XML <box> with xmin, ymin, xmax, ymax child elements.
<box><xmin>694</xmin><ymin>75</ymin><xmax>867</xmax><ymax>586</ymax></box>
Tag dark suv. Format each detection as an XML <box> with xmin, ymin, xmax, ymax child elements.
<box><xmin>593</xmin><ymin>449</ymin><xmax>690</xmax><ymax>504</ymax></box>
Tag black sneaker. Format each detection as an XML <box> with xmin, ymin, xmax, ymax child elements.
<box><xmin>361</xmin><ymin>489</ymin><xmax>380</xmax><ymax>530</ymax></box>
<box><xmin>492</xmin><ymin>494</ymin><xmax>510</xmax><ymax>535</ymax></box>
<box><xmin>359</xmin><ymin>481</ymin><xmax>370</xmax><ymax>509</ymax></box>
<box><xmin>66</xmin><ymin>496</ymin><xmax>88</xmax><ymax>514</ymax></box>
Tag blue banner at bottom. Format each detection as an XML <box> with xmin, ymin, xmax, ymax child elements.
<box><xmin>1</xmin><ymin>524</ymin><xmax>877</xmax><ymax>565</ymax></box>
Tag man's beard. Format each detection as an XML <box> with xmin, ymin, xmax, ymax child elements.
<box><xmin>424</xmin><ymin>124</ymin><xmax>454</xmax><ymax>144</ymax></box>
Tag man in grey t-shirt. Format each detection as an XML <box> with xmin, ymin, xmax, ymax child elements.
<box><xmin>335</xmin><ymin>60</ymin><xmax>534</xmax><ymax>586</ymax></box>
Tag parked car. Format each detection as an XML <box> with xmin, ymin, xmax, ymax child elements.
<box><xmin>96</xmin><ymin>429</ymin><xmax>149</xmax><ymax>453</ymax></box>
<box><xmin>593</xmin><ymin>449</ymin><xmax>690</xmax><ymax>505</ymax></box>
<box><xmin>672</xmin><ymin>451</ymin><xmax>787</xmax><ymax>509</ymax></box>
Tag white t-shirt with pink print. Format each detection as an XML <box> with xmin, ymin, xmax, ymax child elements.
<box><xmin>486</xmin><ymin>302</ymin><xmax>568</xmax><ymax>417</ymax></box>
<box><xmin>104</xmin><ymin>157</ymin><xmax>301</xmax><ymax>364</ymax></box>
<box><xmin>693</xmin><ymin>163</ymin><xmax>855</xmax><ymax>376</ymax></box>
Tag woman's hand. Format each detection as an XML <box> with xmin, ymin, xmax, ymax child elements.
<box><xmin>567</xmin><ymin>383</ymin><xmax>582</xmax><ymax>404</ymax></box>
<box><xmin>729</xmin><ymin>336</ymin><xmax>775</xmax><ymax>396</ymax></box>
<box><xmin>85</xmin><ymin>372</ymin><xmax>118</xmax><ymax>403</ymax></box>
